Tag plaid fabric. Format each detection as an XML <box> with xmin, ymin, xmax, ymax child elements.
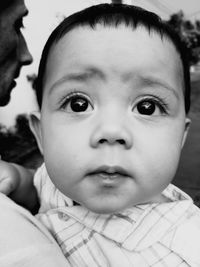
<box><xmin>34</xmin><ymin>164</ymin><xmax>200</xmax><ymax>267</ymax></box>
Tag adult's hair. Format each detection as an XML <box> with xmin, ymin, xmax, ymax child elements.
<box><xmin>36</xmin><ymin>3</ymin><xmax>191</xmax><ymax>113</ymax></box>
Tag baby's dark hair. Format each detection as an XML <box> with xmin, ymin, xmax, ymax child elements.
<box><xmin>36</xmin><ymin>3</ymin><xmax>191</xmax><ymax>113</ymax></box>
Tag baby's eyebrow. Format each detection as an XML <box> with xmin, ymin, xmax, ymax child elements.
<box><xmin>49</xmin><ymin>67</ymin><xmax>105</xmax><ymax>92</ymax></box>
<box><xmin>134</xmin><ymin>75</ymin><xmax>180</xmax><ymax>99</ymax></box>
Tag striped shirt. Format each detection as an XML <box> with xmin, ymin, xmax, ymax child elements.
<box><xmin>34</xmin><ymin>164</ymin><xmax>200</xmax><ymax>267</ymax></box>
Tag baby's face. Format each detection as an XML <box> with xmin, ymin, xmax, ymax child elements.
<box><xmin>37</xmin><ymin>25</ymin><xmax>189</xmax><ymax>214</ymax></box>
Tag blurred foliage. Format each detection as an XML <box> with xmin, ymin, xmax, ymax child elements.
<box><xmin>27</xmin><ymin>73</ymin><xmax>37</xmax><ymax>90</ymax></box>
<box><xmin>167</xmin><ymin>11</ymin><xmax>200</xmax><ymax>65</ymax></box>
<box><xmin>0</xmin><ymin>114</ymin><xmax>42</xmax><ymax>168</ymax></box>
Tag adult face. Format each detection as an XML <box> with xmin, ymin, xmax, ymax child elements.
<box><xmin>0</xmin><ymin>0</ymin><xmax>32</xmax><ymax>106</ymax></box>
<box><xmin>33</xmin><ymin>25</ymin><xmax>190</xmax><ymax>214</ymax></box>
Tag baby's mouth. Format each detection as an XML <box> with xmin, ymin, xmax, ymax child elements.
<box><xmin>87</xmin><ymin>165</ymin><xmax>131</xmax><ymax>185</ymax></box>
<box><xmin>97</xmin><ymin>171</ymin><xmax>123</xmax><ymax>180</ymax></box>
<box><xmin>89</xmin><ymin>165</ymin><xmax>129</xmax><ymax>175</ymax></box>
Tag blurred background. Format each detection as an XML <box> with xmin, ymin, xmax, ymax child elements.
<box><xmin>0</xmin><ymin>0</ymin><xmax>200</xmax><ymax>203</ymax></box>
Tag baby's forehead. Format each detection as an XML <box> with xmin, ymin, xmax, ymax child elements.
<box><xmin>57</xmin><ymin>23</ymin><xmax>181</xmax><ymax>53</ymax></box>
<box><xmin>52</xmin><ymin>23</ymin><xmax>183</xmax><ymax>71</ymax></box>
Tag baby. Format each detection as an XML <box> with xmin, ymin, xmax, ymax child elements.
<box><xmin>3</xmin><ymin>3</ymin><xmax>200</xmax><ymax>266</ymax></box>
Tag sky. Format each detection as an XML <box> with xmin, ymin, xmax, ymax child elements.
<box><xmin>0</xmin><ymin>0</ymin><xmax>200</xmax><ymax>127</ymax></box>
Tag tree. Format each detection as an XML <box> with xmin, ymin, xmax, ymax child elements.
<box><xmin>27</xmin><ymin>73</ymin><xmax>37</xmax><ymax>90</ymax></box>
<box><xmin>167</xmin><ymin>11</ymin><xmax>184</xmax><ymax>32</ymax></box>
<box><xmin>196</xmin><ymin>20</ymin><xmax>200</xmax><ymax>31</ymax></box>
<box><xmin>0</xmin><ymin>114</ymin><xmax>42</xmax><ymax>168</ymax></box>
<box><xmin>167</xmin><ymin>11</ymin><xmax>200</xmax><ymax>65</ymax></box>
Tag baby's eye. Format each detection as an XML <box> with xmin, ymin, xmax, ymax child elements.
<box><xmin>61</xmin><ymin>94</ymin><xmax>93</xmax><ymax>113</ymax></box>
<box><xmin>134</xmin><ymin>98</ymin><xmax>167</xmax><ymax>116</ymax></box>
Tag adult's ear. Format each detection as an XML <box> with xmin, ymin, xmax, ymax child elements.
<box><xmin>181</xmin><ymin>117</ymin><xmax>191</xmax><ymax>149</ymax></box>
<box><xmin>29</xmin><ymin>112</ymin><xmax>43</xmax><ymax>154</ymax></box>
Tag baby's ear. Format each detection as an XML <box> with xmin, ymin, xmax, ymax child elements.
<box><xmin>29</xmin><ymin>112</ymin><xmax>43</xmax><ymax>154</ymax></box>
<box><xmin>181</xmin><ymin>117</ymin><xmax>191</xmax><ymax>149</ymax></box>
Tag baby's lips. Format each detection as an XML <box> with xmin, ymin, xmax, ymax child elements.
<box><xmin>87</xmin><ymin>165</ymin><xmax>131</xmax><ymax>177</ymax></box>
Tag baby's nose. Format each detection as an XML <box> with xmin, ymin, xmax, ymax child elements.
<box><xmin>90</xmin><ymin>114</ymin><xmax>133</xmax><ymax>149</ymax></box>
